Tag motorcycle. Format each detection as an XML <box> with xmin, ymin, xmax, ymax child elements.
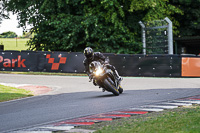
<box><xmin>89</xmin><ymin>61</ymin><xmax>123</xmax><ymax>96</ymax></box>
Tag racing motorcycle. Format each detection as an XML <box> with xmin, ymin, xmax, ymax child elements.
<box><xmin>89</xmin><ymin>61</ymin><xmax>123</xmax><ymax>96</ymax></box>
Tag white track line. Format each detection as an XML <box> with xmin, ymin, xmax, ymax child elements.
<box><xmin>143</xmin><ymin>105</ymin><xmax>178</xmax><ymax>109</ymax></box>
<box><xmin>14</xmin><ymin>126</ymin><xmax>74</xmax><ymax>133</ymax></box>
<box><xmin>130</xmin><ymin>108</ymin><xmax>164</xmax><ymax>112</ymax></box>
<box><xmin>174</xmin><ymin>100</ymin><xmax>200</xmax><ymax>104</ymax></box>
<box><xmin>0</xmin><ymin>83</ymin><xmax>31</xmax><ymax>88</ymax></box>
<box><xmin>161</xmin><ymin>102</ymin><xmax>192</xmax><ymax>106</ymax></box>
<box><xmin>38</xmin><ymin>126</ymin><xmax>74</xmax><ymax>131</ymax></box>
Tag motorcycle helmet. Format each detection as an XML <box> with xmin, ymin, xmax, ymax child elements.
<box><xmin>84</xmin><ymin>47</ymin><xmax>94</xmax><ymax>59</ymax></box>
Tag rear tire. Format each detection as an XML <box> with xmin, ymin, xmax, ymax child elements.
<box><xmin>104</xmin><ymin>78</ymin><xmax>119</xmax><ymax>96</ymax></box>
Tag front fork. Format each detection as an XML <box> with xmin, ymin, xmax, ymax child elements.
<box><xmin>92</xmin><ymin>72</ymin><xmax>120</xmax><ymax>90</ymax></box>
<box><xmin>107</xmin><ymin>72</ymin><xmax>119</xmax><ymax>89</ymax></box>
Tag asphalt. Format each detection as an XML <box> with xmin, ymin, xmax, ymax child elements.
<box><xmin>0</xmin><ymin>74</ymin><xmax>200</xmax><ymax>132</ymax></box>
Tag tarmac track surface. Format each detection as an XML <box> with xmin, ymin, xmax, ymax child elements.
<box><xmin>0</xmin><ymin>74</ymin><xmax>200</xmax><ymax>132</ymax></box>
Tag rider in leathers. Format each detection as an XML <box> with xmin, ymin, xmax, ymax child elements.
<box><xmin>83</xmin><ymin>47</ymin><xmax>122</xmax><ymax>85</ymax></box>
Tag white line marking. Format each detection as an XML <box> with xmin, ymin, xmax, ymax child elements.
<box><xmin>0</xmin><ymin>83</ymin><xmax>31</xmax><ymax>88</ymax></box>
<box><xmin>38</xmin><ymin>126</ymin><xmax>74</xmax><ymax>131</ymax></box>
<box><xmin>174</xmin><ymin>100</ymin><xmax>200</xmax><ymax>104</ymax></box>
<box><xmin>130</xmin><ymin>108</ymin><xmax>164</xmax><ymax>112</ymax></box>
<box><xmin>161</xmin><ymin>102</ymin><xmax>192</xmax><ymax>106</ymax></box>
<box><xmin>143</xmin><ymin>105</ymin><xmax>178</xmax><ymax>109</ymax></box>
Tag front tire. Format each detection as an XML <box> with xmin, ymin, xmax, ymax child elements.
<box><xmin>118</xmin><ymin>85</ymin><xmax>123</xmax><ymax>94</ymax></box>
<box><xmin>104</xmin><ymin>78</ymin><xmax>119</xmax><ymax>96</ymax></box>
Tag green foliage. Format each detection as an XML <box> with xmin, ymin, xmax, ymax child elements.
<box><xmin>95</xmin><ymin>106</ymin><xmax>200</xmax><ymax>133</ymax></box>
<box><xmin>170</xmin><ymin>0</ymin><xmax>200</xmax><ymax>36</ymax></box>
<box><xmin>0</xmin><ymin>1</ymin><xmax>8</xmax><ymax>24</ymax></box>
<box><xmin>0</xmin><ymin>31</ymin><xmax>17</xmax><ymax>38</ymax></box>
<box><xmin>1</xmin><ymin>0</ymin><xmax>183</xmax><ymax>53</ymax></box>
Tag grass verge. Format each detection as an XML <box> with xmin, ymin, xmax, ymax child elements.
<box><xmin>0</xmin><ymin>84</ymin><xmax>33</xmax><ymax>102</ymax></box>
<box><xmin>79</xmin><ymin>105</ymin><xmax>200</xmax><ymax>133</ymax></box>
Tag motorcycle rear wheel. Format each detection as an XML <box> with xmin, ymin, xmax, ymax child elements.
<box><xmin>104</xmin><ymin>78</ymin><xmax>119</xmax><ymax>96</ymax></box>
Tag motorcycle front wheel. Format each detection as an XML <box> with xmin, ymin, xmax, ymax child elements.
<box><xmin>118</xmin><ymin>85</ymin><xmax>123</xmax><ymax>94</ymax></box>
<box><xmin>104</xmin><ymin>78</ymin><xmax>119</xmax><ymax>96</ymax></box>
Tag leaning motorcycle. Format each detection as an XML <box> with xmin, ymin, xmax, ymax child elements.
<box><xmin>88</xmin><ymin>61</ymin><xmax>123</xmax><ymax>96</ymax></box>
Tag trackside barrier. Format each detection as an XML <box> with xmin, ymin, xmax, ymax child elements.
<box><xmin>0</xmin><ymin>51</ymin><xmax>199</xmax><ymax>77</ymax></box>
<box><xmin>104</xmin><ymin>54</ymin><xmax>181</xmax><ymax>77</ymax></box>
<box><xmin>181</xmin><ymin>55</ymin><xmax>200</xmax><ymax>77</ymax></box>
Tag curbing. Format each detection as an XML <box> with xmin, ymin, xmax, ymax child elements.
<box><xmin>13</xmin><ymin>95</ymin><xmax>200</xmax><ymax>133</ymax></box>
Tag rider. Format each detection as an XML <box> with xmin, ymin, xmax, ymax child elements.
<box><xmin>83</xmin><ymin>47</ymin><xmax>122</xmax><ymax>82</ymax></box>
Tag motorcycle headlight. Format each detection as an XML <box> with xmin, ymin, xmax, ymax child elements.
<box><xmin>95</xmin><ymin>67</ymin><xmax>103</xmax><ymax>76</ymax></box>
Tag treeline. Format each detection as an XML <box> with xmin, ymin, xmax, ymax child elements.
<box><xmin>1</xmin><ymin>0</ymin><xmax>199</xmax><ymax>53</ymax></box>
<box><xmin>0</xmin><ymin>31</ymin><xmax>33</xmax><ymax>38</ymax></box>
<box><xmin>0</xmin><ymin>31</ymin><xmax>17</xmax><ymax>38</ymax></box>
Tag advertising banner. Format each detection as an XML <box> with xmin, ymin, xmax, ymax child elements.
<box><xmin>43</xmin><ymin>52</ymin><xmax>85</xmax><ymax>73</ymax></box>
<box><xmin>1</xmin><ymin>50</ymin><xmax>199</xmax><ymax>77</ymax></box>
<box><xmin>182</xmin><ymin>57</ymin><xmax>200</xmax><ymax>77</ymax></box>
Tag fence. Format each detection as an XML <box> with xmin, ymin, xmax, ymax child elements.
<box><xmin>0</xmin><ymin>51</ymin><xmax>200</xmax><ymax>77</ymax></box>
<box><xmin>139</xmin><ymin>17</ymin><xmax>173</xmax><ymax>54</ymax></box>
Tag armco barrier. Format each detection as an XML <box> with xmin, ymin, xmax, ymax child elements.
<box><xmin>0</xmin><ymin>51</ymin><xmax>199</xmax><ymax>77</ymax></box>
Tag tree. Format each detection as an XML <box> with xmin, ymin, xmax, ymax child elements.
<box><xmin>1</xmin><ymin>0</ymin><xmax>182</xmax><ymax>53</ymax></box>
<box><xmin>170</xmin><ymin>0</ymin><xmax>200</xmax><ymax>37</ymax></box>
<box><xmin>0</xmin><ymin>31</ymin><xmax>17</xmax><ymax>38</ymax></box>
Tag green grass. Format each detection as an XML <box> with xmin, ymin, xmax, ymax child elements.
<box><xmin>0</xmin><ymin>84</ymin><xmax>33</xmax><ymax>102</ymax></box>
<box><xmin>0</xmin><ymin>38</ymin><xmax>29</xmax><ymax>51</ymax></box>
<box><xmin>93</xmin><ymin>106</ymin><xmax>200</xmax><ymax>133</ymax></box>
